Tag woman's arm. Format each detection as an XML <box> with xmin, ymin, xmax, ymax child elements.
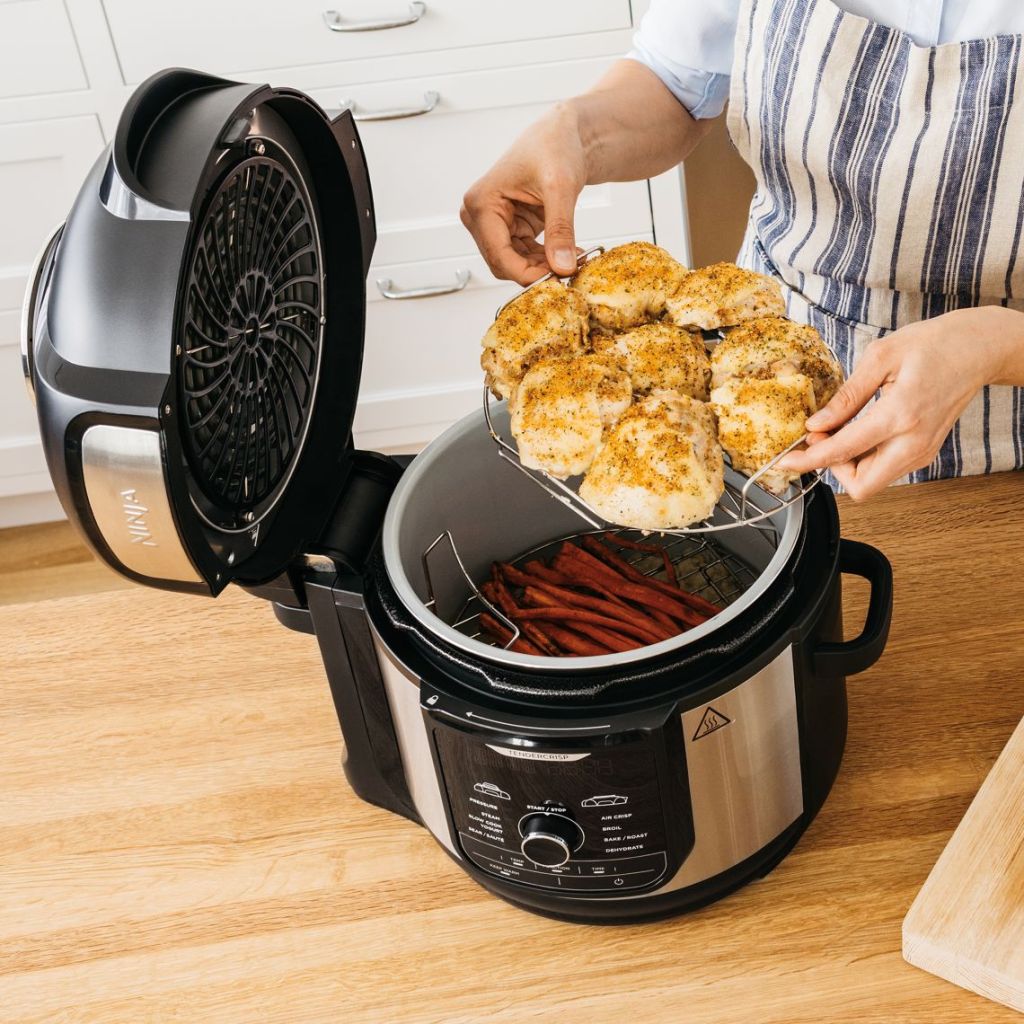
<box><xmin>776</xmin><ymin>306</ymin><xmax>1024</xmax><ymax>498</ymax></box>
<box><xmin>461</xmin><ymin>60</ymin><xmax>710</xmax><ymax>284</ymax></box>
<box><xmin>566</xmin><ymin>60</ymin><xmax>711</xmax><ymax>183</ymax></box>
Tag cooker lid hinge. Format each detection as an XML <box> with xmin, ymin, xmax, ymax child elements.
<box><xmin>249</xmin><ymin>450</ymin><xmax>409</xmax><ymax>619</ymax></box>
<box><xmin>308</xmin><ymin>450</ymin><xmax>408</xmax><ymax>572</ymax></box>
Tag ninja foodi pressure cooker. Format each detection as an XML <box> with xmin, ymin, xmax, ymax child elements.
<box><xmin>22</xmin><ymin>69</ymin><xmax>893</xmax><ymax>923</ymax></box>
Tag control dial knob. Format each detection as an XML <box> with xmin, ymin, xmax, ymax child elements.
<box><xmin>518</xmin><ymin>812</ymin><xmax>585</xmax><ymax>867</ymax></box>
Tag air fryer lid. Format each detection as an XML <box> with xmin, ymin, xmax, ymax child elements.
<box><xmin>25</xmin><ymin>69</ymin><xmax>375</xmax><ymax>595</ymax></box>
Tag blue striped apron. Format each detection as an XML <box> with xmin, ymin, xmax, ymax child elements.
<box><xmin>727</xmin><ymin>0</ymin><xmax>1024</xmax><ymax>483</ymax></box>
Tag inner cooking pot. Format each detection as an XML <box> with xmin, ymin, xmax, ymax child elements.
<box><xmin>381</xmin><ymin>403</ymin><xmax>804</xmax><ymax>673</ymax></box>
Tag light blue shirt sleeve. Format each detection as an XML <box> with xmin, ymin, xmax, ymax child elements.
<box><xmin>626</xmin><ymin>0</ymin><xmax>742</xmax><ymax>119</ymax></box>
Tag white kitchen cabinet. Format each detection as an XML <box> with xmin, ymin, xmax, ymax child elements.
<box><xmin>307</xmin><ymin>57</ymin><xmax>651</xmax><ymax>267</ymax></box>
<box><xmin>100</xmin><ymin>0</ymin><xmax>632</xmax><ymax>84</ymax></box>
<box><xmin>0</xmin><ymin>0</ymin><xmax>88</xmax><ymax>99</ymax></box>
<box><xmin>0</xmin><ymin>0</ymin><xmax>695</xmax><ymax>527</ymax></box>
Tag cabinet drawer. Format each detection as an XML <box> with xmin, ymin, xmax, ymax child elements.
<box><xmin>309</xmin><ymin>58</ymin><xmax>651</xmax><ymax>266</ymax></box>
<box><xmin>355</xmin><ymin>233</ymin><xmax>655</xmax><ymax>448</ymax></box>
<box><xmin>0</xmin><ymin>0</ymin><xmax>87</xmax><ymax>99</ymax></box>
<box><xmin>360</xmin><ymin>252</ymin><xmax>517</xmax><ymax>402</ymax></box>
<box><xmin>102</xmin><ymin>0</ymin><xmax>632</xmax><ymax>84</ymax></box>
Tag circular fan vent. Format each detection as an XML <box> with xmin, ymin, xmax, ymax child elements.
<box><xmin>178</xmin><ymin>153</ymin><xmax>323</xmax><ymax>525</ymax></box>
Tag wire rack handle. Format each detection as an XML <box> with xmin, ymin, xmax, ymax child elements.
<box><xmin>422</xmin><ymin>530</ymin><xmax>522</xmax><ymax>650</ymax></box>
<box><xmin>494</xmin><ymin>246</ymin><xmax>605</xmax><ymax>320</ymax></box>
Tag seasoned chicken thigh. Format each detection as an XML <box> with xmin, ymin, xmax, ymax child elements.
<box><xmin>510</xmin><ymin>354</ymin><xmax>632</xmax><ymax>479</ymax></box>
<box><xmin>710</xmin><ymin>316</ymin><xmax>844</xmax><ymax>494</ymax></box>
<box><xmin>580</xmin><ymin>391</ymin><xmax>725</xmax><ymax>530</ymax></box>
<box><xmin>711</xmin><ymin>315</ymin><xmax>843</xmax><ymax>406</ymax></box>
<box><xmin>592</xmin><ymin>322</ymin><xmax>711</xmax><ymax>399</ymax></box>
<box><xmin>666</xmin><ymin>262</ymin><xmax>785</xmax><ymax>330</ymax></box>
<box><xmin>710</xmin><ymin>374</ymin><xmax>817</xmax><ymax>494</ymax></box>
<box><xmin>570</xmin><ymin>242</ymin><xmax>689</xmax><ymax>332</ymax></box>
<box><xmin>481</xmin><ymin>279</ymin><xmax>589</xmax><ymax>399</ymax></box>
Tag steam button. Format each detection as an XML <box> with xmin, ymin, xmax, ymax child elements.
<box><xmin>519</xmin><ymin>812</ymin><xmax>585</xmax><ymax>868</ymax></box>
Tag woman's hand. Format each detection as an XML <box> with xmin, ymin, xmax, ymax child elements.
<box><xmin>461</xmin><ymin>61</ymin><xmax>709</xmax><ymax>285</ymax></box>
<box><xmin>775</xmin><ymin>306</ymin><xmax>1024</xmax><ymax>499</ymax></box>
<box><xmin>460</xmin><ymin>102</ymin><xmax>588</xmax><ymax>285</ymax></box>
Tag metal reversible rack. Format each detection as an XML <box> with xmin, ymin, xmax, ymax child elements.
<box><xmin>485</xmin><ymin>247</ymin><xmax>822</xmax><ymax>538</ymax></box>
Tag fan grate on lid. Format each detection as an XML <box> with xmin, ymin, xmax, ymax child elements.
<box><xmin>177</xmin><ymin>153</ymin><xmax>323</xmax><ymax>526</ymax></box>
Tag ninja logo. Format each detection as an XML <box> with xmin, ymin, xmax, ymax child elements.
<box><xmin>120</xmin><ymin>489</ymin><xmax>157</xmax><ymax>547</ymax></box>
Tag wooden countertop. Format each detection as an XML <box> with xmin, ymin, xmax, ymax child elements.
<box><xmin>2</xmin><ymin>473</ymin><xmax>1023</xmax><ymax>1024</ymax></box>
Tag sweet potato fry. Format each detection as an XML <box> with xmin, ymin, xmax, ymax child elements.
<box><xmin>607</xmin><ymin>533</ymin><xmax>679</xmax><ymax>586</ymax></box>
<box><xmin>564</xmin><ymin>620</ymin><xmax>643</xmax><ymax>653</ymax></box>
<box><xmin>520</xmin><ymin>583</ymin><xmax>674</xmax><ymax>642</ymax></box>
<box><xmin>481</xmin><ymin>580</ymin><xmax>561</xmax><ymax>656</ymax></box>
<box><xmin>500</xmin><ymin>564</ymin><xmax>564</xmax><ymax>591</ymax></box>
<box><xmin>578</xmin><ymin>537</ymin><xmax>721</xmax><ymax>618</ymax></box>
<box><xmin>512</xmin><ymin>606</ymin><xmax>666</xmax><ymax>646</ymax></box>
<box><xmin>541</xmin><ymin>623</ymin><xmax>612</xmax><ymax>656</ymax></box>
<box><xmin>470</xmin><ymin>537</ymin><xmax>722</xmax><ymax>658</ymax></box>
<box><xmin>523</xmin><ymin>557</ymin><xmax>667</xmax><ymax>623</ymax></box>
<box><xmin>538</xmin><ymin>559</ymin><xmax>677</xmax><ymax>631</ymax></box>
<box><xmin>555</xmin><ymin>546</ymin><xmax>705</xmax><ymax>628</ymax></box>
<box><xmin>583</xmin><ymin>535</ymin><xmax>722</xmax><ymax>616</ymax></box>
<box><xmin>503</xmin><ymin>564</ymin><xmax>668</xmax><ymax>628</ymax></box>
<box><xmin>522</xmin><ymin>560</ymin><xmax>577</xmax><ymax>586</ymax></box>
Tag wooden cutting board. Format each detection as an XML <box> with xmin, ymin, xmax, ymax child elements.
<box><xmin>903</xmin><ymin>715</ymin><xmax>1024</xmax><ymax>1013</ymax></box>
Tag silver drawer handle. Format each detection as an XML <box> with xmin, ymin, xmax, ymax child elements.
<box><xmin>337</xmin><ymin>90</ymin><xmax>439</xmax><ymax>122</ymax></box>
<box><xmin>323</xmin><ymin>2</ymin><xmax>425</xmax><ymax>32</ymax></box>
<box><xmin>377</xmin><ymin>269</ymin><xmax>471</xmax><ymax>300</ymax></box>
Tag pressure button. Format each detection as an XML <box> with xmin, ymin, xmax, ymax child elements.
<box><xmin>518</xmin><ymin>812</ymin><xmax>585</xmax><ymax>868</ymax></box>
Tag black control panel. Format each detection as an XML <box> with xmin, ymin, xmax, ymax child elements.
<box><xmin>433</xmin><ymin>726</ymin><xmax>674</xmax><ymax>895</ymax></box>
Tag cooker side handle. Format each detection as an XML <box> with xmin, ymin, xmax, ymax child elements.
<box><xmin>813</xmin><ymin>539</ymin><xmax>893</xmax><ymax>677</ymax></box>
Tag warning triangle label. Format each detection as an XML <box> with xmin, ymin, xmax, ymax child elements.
<box><xmin>693</xmin><ymin>706</ymin><xmax>732</xmax><ymax>741</ymax></box>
